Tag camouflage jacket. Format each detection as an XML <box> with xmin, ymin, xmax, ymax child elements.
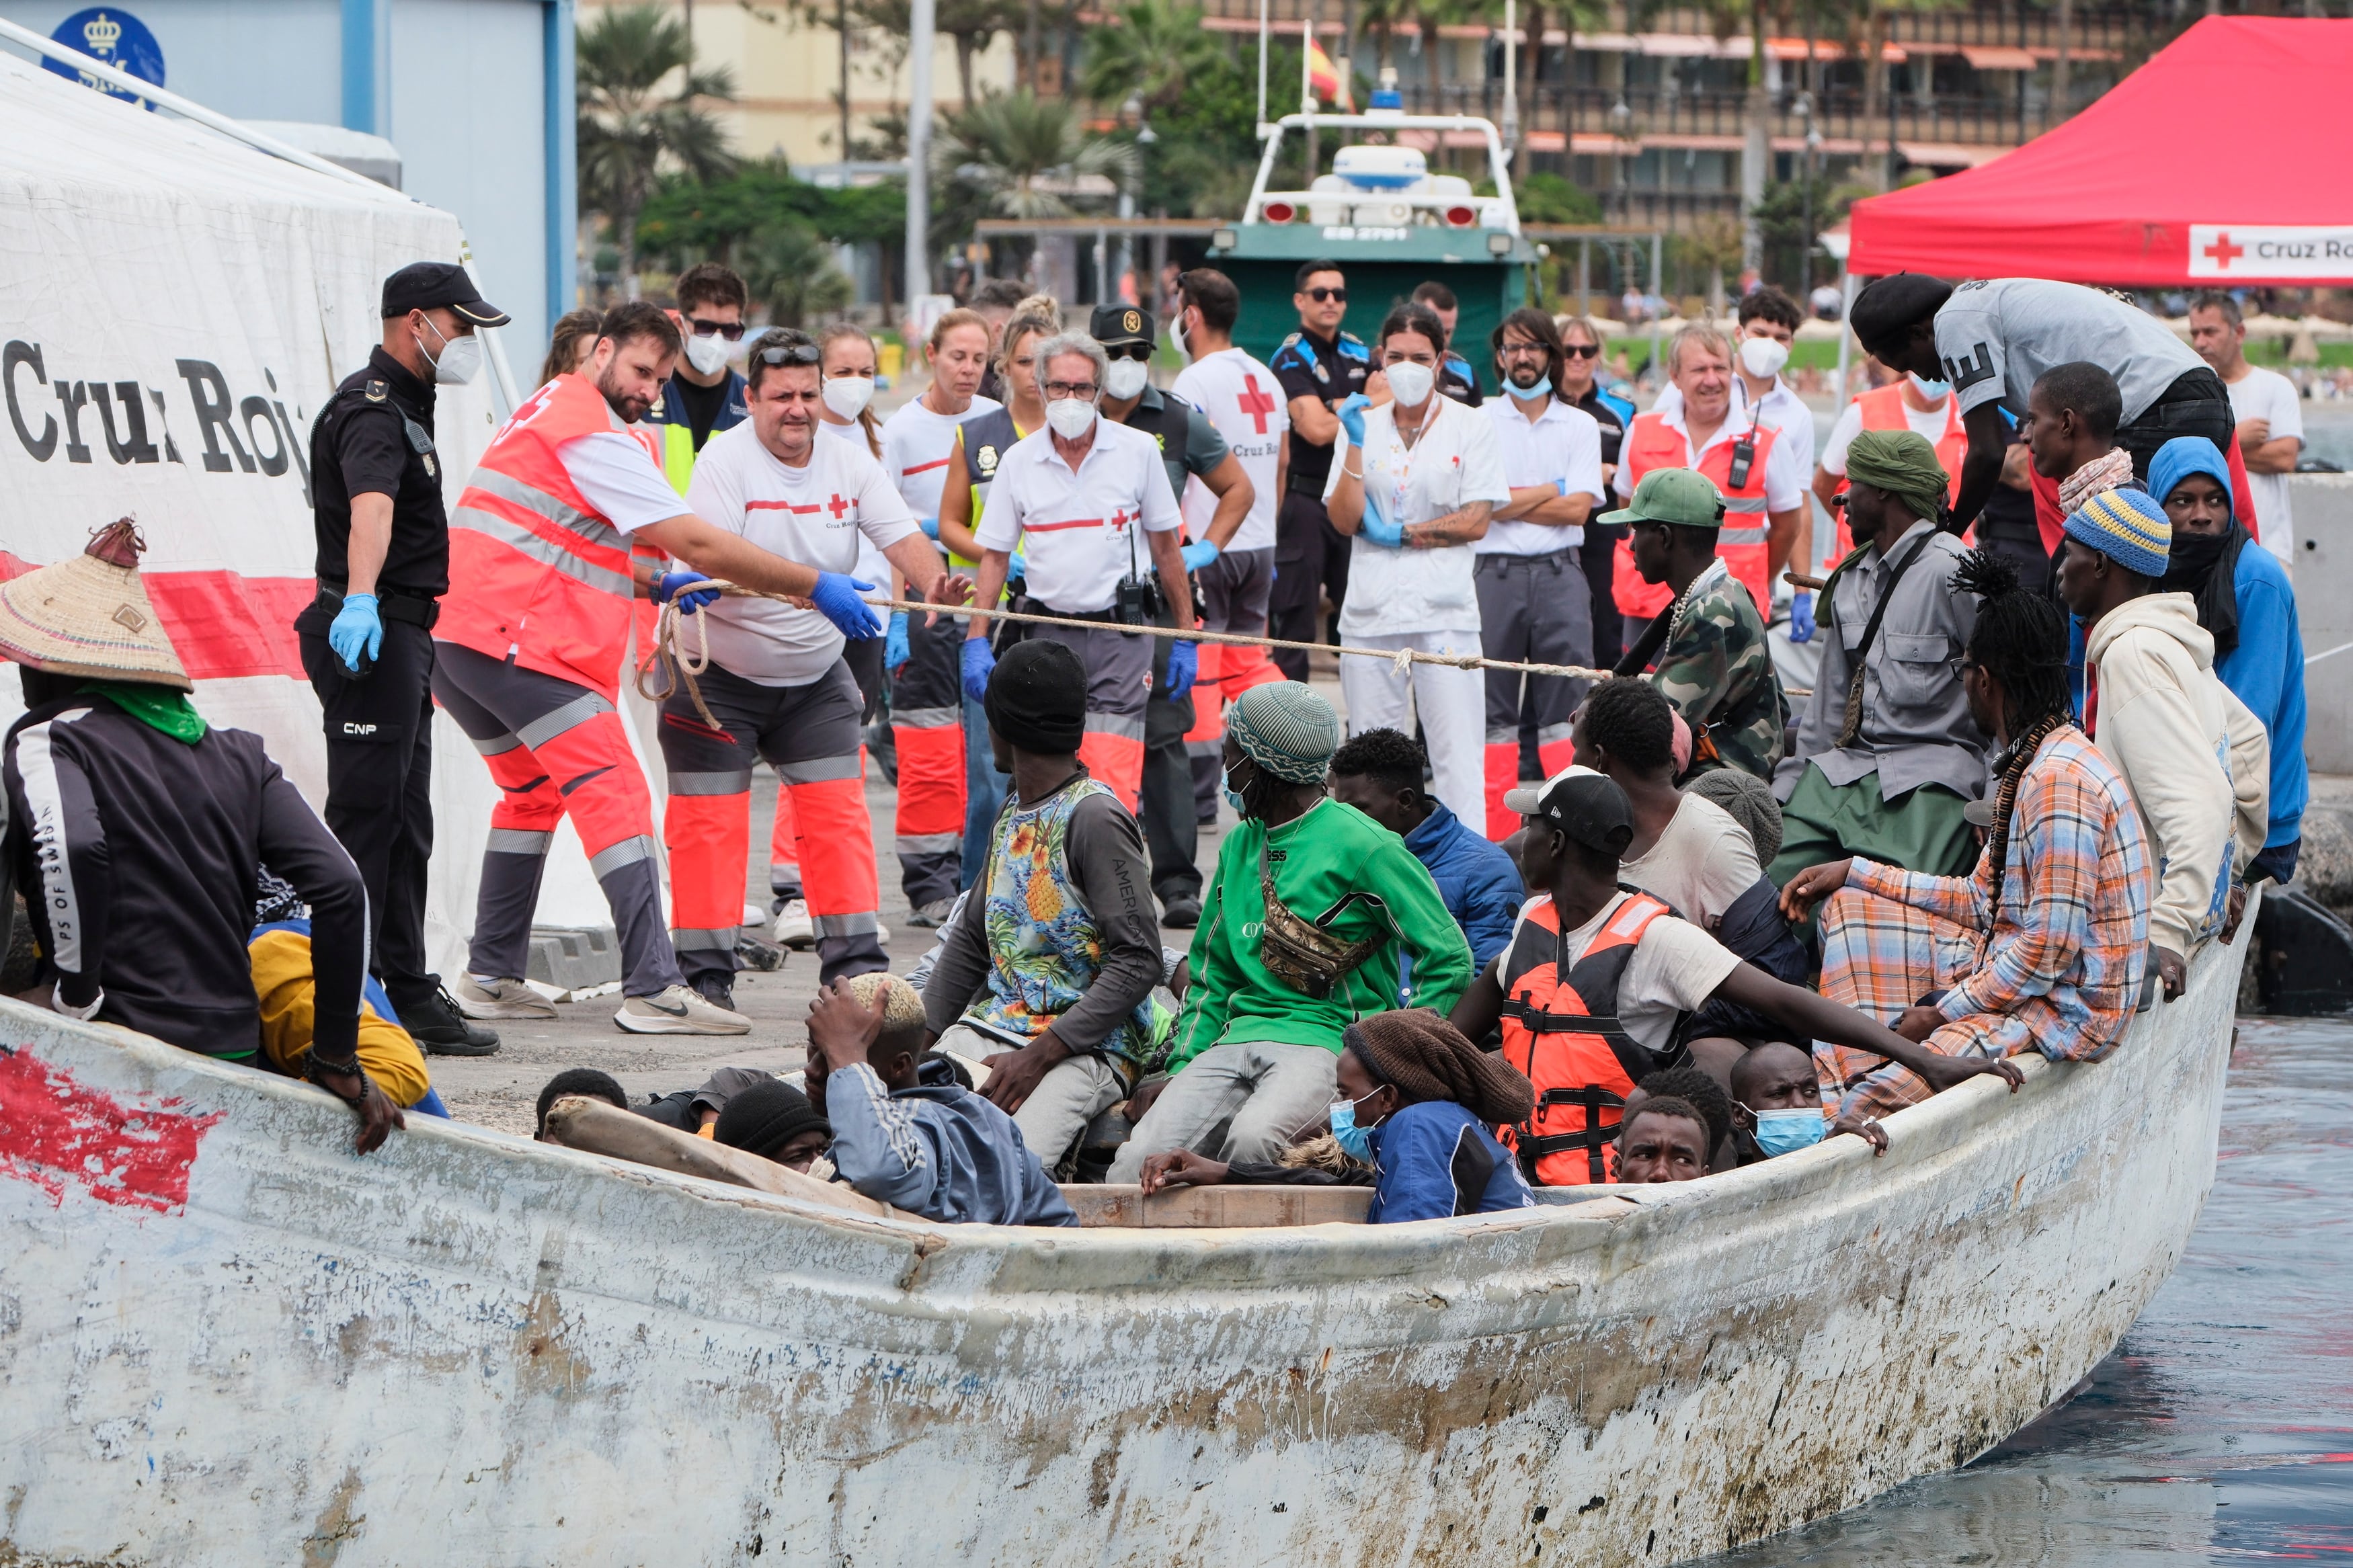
<box><xmin>1647</xmin><ymin>558</ymin><xmax>1788</xmax><ymax>782</ymax></box>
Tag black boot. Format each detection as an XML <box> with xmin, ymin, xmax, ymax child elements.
<box><xmin>397</xmin><ymin>983</ymin><xmax>502</xmax><ymax>1056</ymax></box>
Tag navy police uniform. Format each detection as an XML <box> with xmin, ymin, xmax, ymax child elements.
<box><xmin>294</xmin><ymin>262</ymin><xmax>506</xmax><ymax>1052</ymax></box>
<box><xmin>1439</xmin><ymin>351</ymin><xmax>1484</xmax><ymax>407</ymax></box>
<box><xmin>1267</xmin><ymin>327</ymin><xmax>1369</xmax><ymax>681</ymax></box>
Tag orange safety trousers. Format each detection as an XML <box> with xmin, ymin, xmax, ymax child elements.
<box><xmin>662</xmin><ymin>659</ymin><xmax>883</xmax><ymax>987</ymax></box>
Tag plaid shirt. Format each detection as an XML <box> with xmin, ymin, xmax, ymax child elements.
<box><xmin>1821</xmin><ymin>726</ymin><xmax>2152</xmax><ymax>1116</ymax></box>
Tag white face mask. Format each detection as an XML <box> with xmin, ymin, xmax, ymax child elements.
<box><xmin>1045</xmin><ymin>397</ymin><xmax>1098</xmax><ymax>440</ymax></box>
<box><xmin>1170</xmin><ymin>311</ymin><xmax>1193</xmax><ymax>364</ymax></box>
<box><xmin>822</xmin><ymin>376</ymin><xmax>875</xmax><ymax>419</ymax></box>
<box><xmin>417</xmin><ymin>319</ymin><xmax>483</xmax><ymax>386</ymax></box>
<box><xmin>684</xmin><ymin>331</ymin><xmax>733</xmax><ymax>377</ymax></box>
<box><xmin>1738</xmin><ymin>335</ymin><xmax>1790</xmax><ymax>380</ymax></box>
<box><xmin>1383</xmin><ymin>359</ymin><xmax>1435</xmax><ymax>409</ymax></box>
<box><xmin>1103</xmin><ymin>356</ymin><xmax>1151</xmax><ymax>401</ymax></box>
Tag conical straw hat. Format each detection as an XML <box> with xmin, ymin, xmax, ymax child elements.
<box><xmin>0</xmin><ymin>520</ymin><xmax>191</xmax><ymax>692</ymax></box>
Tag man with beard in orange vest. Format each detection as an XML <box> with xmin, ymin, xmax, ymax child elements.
<box><xmin>435</xmin><ymin>302</ymin><xmax>885</xmax><ymax>1035</ymax></box>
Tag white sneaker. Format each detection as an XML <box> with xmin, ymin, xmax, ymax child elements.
<box><xmin>876</xmin><ymin>919</ymin><xmax>891</xmax><ymax>947</ymax></box>
<box><xmin>452</xmin><ymin>973</ymin><xmax>556</xmax><ymax>1020</ymax></box>
<box><xmin>613</xmin><ymin>984</ymin><xmax>752</xmax><ymax>1035</ymax></box>
<box><xmin>773</xmin><ymin>898</ymin><xmax>815</xmax><ymax>949</ymax></box>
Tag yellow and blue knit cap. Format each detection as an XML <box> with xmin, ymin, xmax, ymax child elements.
<box><xmin>2061</xmin><ymin>485</ymin><xmax>2169</xmax><ymax>577</ymax></box>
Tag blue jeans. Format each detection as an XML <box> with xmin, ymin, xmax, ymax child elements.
<box><xmin>959</xmin><ymin>690</ymin><xmax>1007</xmax><ymax>889</ymax></box>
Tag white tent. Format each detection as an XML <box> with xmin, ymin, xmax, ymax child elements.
<box><xmin>0</xmin><ymin>49</ymin><xmax>623</xmax><ymax>979</ymax></box>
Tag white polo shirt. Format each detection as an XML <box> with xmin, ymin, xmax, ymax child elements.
<box><xmin>1478</xmin><ymin>392</ymin><xmax>1607</xmax><ymax>556</ymax></box>
<box><xmin>1322</xmin><ymin>395</ymin><xmax>1511</xmax><ymax>637</ymax></box>
<box><xmin>1613</xmin><ymin>403</ymin><xmax>1807</xmax><ymax>514</ymax></box>
<box><xmin>973</xmin><ymin>414</ymin><xmax>1182</xmax><ymax>614</ymax></box>
<box><xmin>684</xmin><ymin>421</ymin><xmax>921</xmax><ymax>686</ymax></box>
<box><xmin>1174</xmin><ymin>347</ymin><xmax>1287</xmax><ymax>554</ymax></box>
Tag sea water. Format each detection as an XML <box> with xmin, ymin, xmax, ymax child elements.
<box><xmin>1695</xmin><ymin>1016</ymin><xmax>2353</xmax><ymax>1564</ymax></box>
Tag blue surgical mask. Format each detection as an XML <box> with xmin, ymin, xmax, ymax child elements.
<box><xmin>1328</xmin><ymin>1096</ymin><xmax>1380</xmax><ymax>1162</ymax></box>
<box><xmin>1513</xmin><ymin>375</ymin><xmax>1553</xmax><ymax>400</ymax></box>
<box><xmin>1224</xmin><ymin>764</ymin><xmax>1251</xmax><ymax>817</ymax></box>
<box><xmin>1752</xmin><ymin>1108</ymin><xmax>1827</xmax><ymax>1157</ymax></box>
<box><xmin>1909</xmin><ymin>372</ymin><xmax>1952</xmax><ymax>400</ymax></box>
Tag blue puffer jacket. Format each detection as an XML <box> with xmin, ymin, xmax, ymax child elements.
<box><xmin>1402</xmin><ymin>801</ymin><xmax>1525</xmax><ymax>972</ymax></box>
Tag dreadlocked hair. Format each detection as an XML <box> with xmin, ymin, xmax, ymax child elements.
<box><xmin>1954</xmin><ymin>548</ymin><xmax>2071</xmax><ymax>925</ymax></box>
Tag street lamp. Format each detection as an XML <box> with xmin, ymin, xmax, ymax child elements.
<box><xmin>1795</xmin><ymin>91</ymin><xmax>1819</xmax><ymax>294</ymax></box>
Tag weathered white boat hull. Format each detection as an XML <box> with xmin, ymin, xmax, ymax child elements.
<box><xmin>0</xmin><ymin>936</ymin><xmax>2242</xmax><ymax>1567</ymax></box>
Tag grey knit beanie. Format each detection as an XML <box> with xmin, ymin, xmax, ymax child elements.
<box><xmin>1229</xmin><ymin>682</ymin><xmax>1340</xmax><ymax>784</ymax></box>
<box><xmin>1687</xmin><ymin>767</ymin><xmax>1783</xmax><ymax>867</ymax></box>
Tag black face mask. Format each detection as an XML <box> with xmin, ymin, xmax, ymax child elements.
<box><xmin>2166</xmin><ymin>530</ymin><xmax>2231</xmax><ymax>579</ymax></box>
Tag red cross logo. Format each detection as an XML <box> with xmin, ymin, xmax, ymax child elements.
<box><xmin>2204</xmin><ymin>231</ymin><xmax>2244</xmax><ymax>270</ymax></box>
<box><xmin>1111</xmin><ymin>507</ymin><xmax>1134</xmax><ymax>531</ymax></box>
<box><xmin>1237</xmin><ymin>373</ymin><xmax>1279</xmax><ymax>436</ymax></box>
<box><xmin>827</xmin><ymin>493</ymin><xmax>850</xmax><ymax>520</ymax></box>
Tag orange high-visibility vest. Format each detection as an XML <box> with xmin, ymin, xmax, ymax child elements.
<box><xmin>439</xmin><ymin>374</ymin><xmax>656</xmax><ymax>700</ymax></box>
<box><xmin>1612</xmin><ymin>411</ymin><xmax>1779</xmax><ymax>620</ymax></box>
<box><xmin>1825</xmin><ymin>384</ymin><xmax>1966</xmax><ymax>559</ymax></box>
<box><xmin>1494</xmin><ymin>890</ymin><xmax>1679</xmax><ymax>1186</ymax></box>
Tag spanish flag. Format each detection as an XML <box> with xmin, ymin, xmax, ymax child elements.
<box><xmin>1306</xmin><ymin>36</ymin><xmax>1346</xmax><ymax>106</ymax></box>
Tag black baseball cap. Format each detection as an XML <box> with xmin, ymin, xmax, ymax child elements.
<box><xmin>381</xmin><ymin>261</ymin><xmax>510</xmax><ymax>327</ymax></box>
<box><xmin>1507</xmin><ymin>766</ymin><xmax>1634</xmax><ymax>856</ymax></box>
<box><xmin>1088</xmin><ymin>303</ymin><xmax>1155</xmax><ymax>350</ymax></box>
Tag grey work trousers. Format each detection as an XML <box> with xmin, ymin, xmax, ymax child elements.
<box><xmin>1106</xmin><ymin>1039</ymin><xmax>1341</xmax><ymax>1182</ymax></box>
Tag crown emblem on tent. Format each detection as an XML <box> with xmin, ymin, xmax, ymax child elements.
<box><xmin>81</xmin><ymin>13</ymin><xmax>122</xmax><ymax>55</ymax></box>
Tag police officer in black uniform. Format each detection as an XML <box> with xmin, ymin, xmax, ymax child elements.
<box><xmin>294</xmin><ymin>261</ymin><xmax>506</xmax><ymax>1055</ymax></box>
<box><xmin>1410</xmin><ymin>280</ymin><xmax>1484</xmax><ymax>407</ymax></box>
<box><xmin>1267</xmin><ymin>259</ymin><xmax>1369</xmax><ymax>681</ymax></box>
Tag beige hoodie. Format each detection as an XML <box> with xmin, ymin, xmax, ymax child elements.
<box><xmin>2083</xmin><ymin>591</ymin><xmax>2268</xmax><ymax>958</ymax></box>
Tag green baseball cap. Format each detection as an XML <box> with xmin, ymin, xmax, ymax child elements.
<box><xmin>1599</xmin><ymin>466</ymin><xmax>1728</xmax><ymax>529</ymax></box>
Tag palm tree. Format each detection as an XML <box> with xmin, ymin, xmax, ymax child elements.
<box><xmin>741</xmin><ymin>221</ymin><xmax>856</xmax><ymax>327</ymax></box>
<box><xmin>577</xmin><ymin>5</ymin><xmax>738</xmax><ymax>299</ymax></box>
<box><xmin>932</xmin><ymin>90</ymin><xmax>1142</xmax><ymax>220</ymax></box>
<box><xmin>1080</xmin><ymin>0</ymin><xmax>1223</xmax><ymax>112</ymax></box>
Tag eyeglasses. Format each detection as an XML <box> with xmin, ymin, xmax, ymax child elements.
<box><xmin>1304</xmin><ymin>287</ymin><xmax>1347</xmax><ymax>304</ymax></box>
<box><xmin>1043</xmin><ymin>380</ymin><xmax>1101</xmax><ymax>401</ymax></box>
<box><xmin>1562</xmin><ymin>342</ymin><xmax>1603</xmax><ymax>360</ymax></box>
<box><xmin>754</xmin><ymin>343</ymin><xmax>823</xmax><ymax>367</ymax></box>
<box><xmin>1103</xmin><ymin>342</ymin><xmax>1153</xmax><ymax>362</ymax></box>
<box><xmin>1498</xmin><ymin>341</ymin><xmax>1551</xmax><ymax>359</ymax></box>
<box><xmin>688</xmin><ymin>317</ymin><xmax>748</xmax><ymax>341</ymax></box>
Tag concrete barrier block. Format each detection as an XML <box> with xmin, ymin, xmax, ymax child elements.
<box><xmin>525</xmin><ymin>925</ymin><xmax>621</xmax><ymax>991</ymax></box>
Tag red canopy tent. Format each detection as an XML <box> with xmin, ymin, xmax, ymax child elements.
<box><xmin>1849</xmin><ymin>16</ymin><xmax>2353</xmax><ymax>284</ymax></box>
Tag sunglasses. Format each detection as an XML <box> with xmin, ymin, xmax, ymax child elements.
<box><xmin>1303</xmin><ymin>287</ymin><xmax>1347</xmax><ymax>303</ymax></box>
<box><xmin>688</xmin><ymin>317</ymin><xmax>748</xmax><ymax>341</ymax></box>
<box><xmin>1103</xmin><ymin>342</ymin><xmax>1153</xmax><ymax>362</ymax></box>
<box><xmin>754</xmin><ymin>343</ymin><xmax>823</xmax><ymax>367</ymax></box>
<box><xmin>1562</xmin><ymin>342</ymin><xmax>1602</xmax><ymax>360</ymax></box>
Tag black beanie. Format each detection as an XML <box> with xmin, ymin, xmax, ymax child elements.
<box><xmin>713</xmin><ymin>1079</ymin><xmax>830</xmax><ymax>1161</ymax></box>
<box><xmin>984</xmin><ymin>638</ymin><xmax>1088</xmax><ymax>754</ymax></box>
<box><xmin>1847</xmin><ymin>273</ymin><xmax>1952</xmax><ymax>358</ymax></box>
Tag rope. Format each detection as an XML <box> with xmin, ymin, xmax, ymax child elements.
<box><xmin>640</xmin><ymin>582</ymin><xmax>1619</xmax><ymax>685</ymax></box>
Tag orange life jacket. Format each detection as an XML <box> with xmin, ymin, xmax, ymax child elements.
<box><xmin>1497</xmin><ymin>889</ymin><xmax>1681</xmax><ymax>1186</ymax></box>
<box><xmin>1826</xmin><ymin>384</ymin><xmax>1966</xmax><ymax>559</ymax></box>
<box><xmin>438</xmin><ymin>373</ymin><xmax>656</xmax><ymax>700</ymax></box>
<box><xmin>1612</xmin><ymin>411</ymin><xmax>1778</xmax><ymax>620</ymax></box>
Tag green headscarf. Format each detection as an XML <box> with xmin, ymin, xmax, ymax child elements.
<box><xmin>1843</xmin><ymin>429</ymin><xmax>1951</xmax><ymax>530</ymax></box>
<box><xmin>87</xmin><ymin>681</ymin><xmax>206</xmax><ymax>744</ymax></box>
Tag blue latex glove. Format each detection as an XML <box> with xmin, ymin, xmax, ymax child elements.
<box><xmin>1335</xmin><ymin>391</ymin><xmax>1371</xmax><ymax>448</ymax></box>
<box><xmin>811</xmin><ymin>573</ymin><xmax>882</xmax><ymax>639</ymax></box>
<box><xmin>1180</xmin><ymin>539</ymin><xmax>1220</xmax><ymax>573</ymax></box>
<box><xmin>1359</xmin><ymin>487</ymin><xmax>1404</xmax><ymax>548</ymax></box>
<box><xmin>1006</xmin><ymin>549</ymin><xmax>1027</xmax><ymax>583</ymax></box>
<box><xmin>327</xmin><ymin>592</ymin><xmax>383</xmax><ymax>671</ymax></box>
<box><xmin>918</xmin><ymin>515</ymin><xmax>941</xmax><ymax>541</ymax></box>
<box><xmin>885</xmin><ymin>610</ymin><xmax>911</xmax><ymax>673</ymax></box>
<box><xmin>1788</xmin><ymin>591</ymin><xmax>1815</xmax><ymax>645</ymax></box>
<box><xmin>654</xmin><ymin>570</ymin><xmax>721</xmax><ymax>614</ymax></box>
<box><xmin>961</xmin><ymin>636</ymin><xmax>996</xmax><ymax>705</ymax></box>
<box><xmin>1162</xmin><ymin>638</ymin><xmax>1198</xmax><ymax>702</ymax></box>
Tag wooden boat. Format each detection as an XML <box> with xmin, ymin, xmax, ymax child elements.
<box><xmin>0</xmin><ymin>931</ymin><xmax>2247</xmax><ymax>1567</ymax></box>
